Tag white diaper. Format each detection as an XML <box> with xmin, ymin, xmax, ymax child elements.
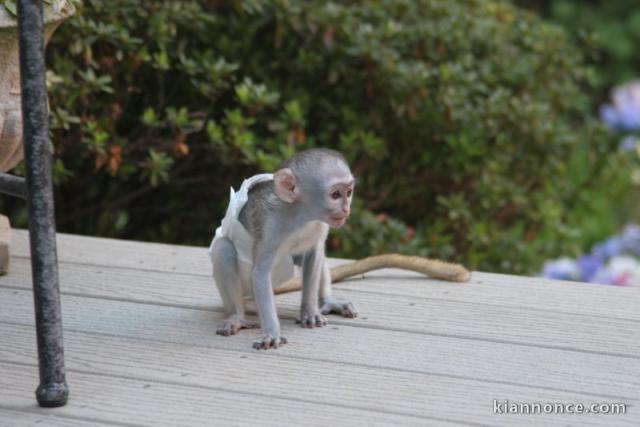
<box><xmin>209</xmin><ymin>174</ymin><xmax>295</xmax><ymax>297</ymax></box>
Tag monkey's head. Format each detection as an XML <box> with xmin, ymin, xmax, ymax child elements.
<box><xmin>273</xmin><ymin>149</ymin><xmax>355</xmax><ymax>227</ymax></box>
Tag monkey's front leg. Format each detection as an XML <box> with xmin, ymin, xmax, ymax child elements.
<box><xmin>319</xmin><ymin>257</ymin><xmax>359</xmax><ymax>318</ymax></box>
<box><xmin>252</xmin><ymin>253</ymin><xmax>287</xmax><ymax>350</ymax></box>
<box><xmin>211</xmin><ymin>237</ymin><xmax>259</xmax><ymax>336</ymax></box>
<box><xmin>298</xmin><ymin>244</ymin><xmax>328</xmax><ymax>328</ymax></box>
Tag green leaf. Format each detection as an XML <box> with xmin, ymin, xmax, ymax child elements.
<box><xmin>143</xmin><ymin>150</ymin><xmax>174</xmax><ymax>187</ymax></box>
<box><xmin>206</xmin><ymin>121</ymin><xmax>224</xmax><ymax>145</ymax></box>
<box><xmin>3</xmin><ymin>1</ymin><xmax>17</xmax><ymax>16</ymax></box>
<box><xmin>142</xmin><ymin>108</ymin><xmax>157</xmax><ymax>126</ymax></box>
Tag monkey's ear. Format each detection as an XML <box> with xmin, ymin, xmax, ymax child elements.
<box><xmin>273</xmin><ymin>168</ymin><xmax>300</xmax><ymax>203</ymax></box>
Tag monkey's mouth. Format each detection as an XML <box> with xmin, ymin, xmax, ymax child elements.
<box><xmin>329</xmin><ymin>215</ymin><xmax>348</xmax><ymax>227</ymax></box>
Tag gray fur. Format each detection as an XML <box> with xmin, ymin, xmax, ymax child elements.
<box><xmin>211</xmin><ymin>148</ymin><xmax>358</xmax><ymax>350</ymax></box>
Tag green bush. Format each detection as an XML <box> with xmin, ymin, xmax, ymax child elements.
<box><xmin>518</xmin><ymin>0</ymin><xmax>640</xmax><ymax>94</ymax></box>
<box><xmin>1</xmin><ymin>0</ymin><xmax>628</xmax><ymax>274</ymax></box>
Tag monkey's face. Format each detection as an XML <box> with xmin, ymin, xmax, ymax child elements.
<box><xmin>323</xmin><ymin>173</ymin><xmax>354</xmax><ymax>228</ymax></box>
<box><xmin>275</xmin><ymin>154</ymin><xmax>354</xmax><ymax>227</ymax></box>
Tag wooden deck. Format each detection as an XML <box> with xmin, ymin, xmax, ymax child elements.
<box><xmin>1</xmin><ymin>230</ymin><xmax>639</xmax><ymax>426</ymax></box>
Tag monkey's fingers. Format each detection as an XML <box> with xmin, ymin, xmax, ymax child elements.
<box><xmin>320</xmin><ymin>299</ymin><xmax>358</xmax><ymax>318</ymax></box>
<box><xmin>252</xmin><ymin>335</ymin><xmax>288</xmax><ymax>350</ymax></box>
<box><xmin>296</xmin><ymin>313</ymin><xmax>328</xmax><ymax>328</ymax></box>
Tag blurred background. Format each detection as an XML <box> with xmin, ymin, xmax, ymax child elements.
<box><xmin>2</xmin><ymin>0</ymin><xmax>640</xmax><ymax>282</ymax></box>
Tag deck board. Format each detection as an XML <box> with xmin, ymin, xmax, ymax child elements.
<box><xmin>1</xmin><ymin>230</ymin><xmax>639</xmax><ymax>426</ymax></box>
<box><xmin>4</xmin><ymin>257</ymin><xmax>638</xmax><ymax>356</ymax></box>
<box><xmin>11</xmin><ymin>228</ymin><xmax>640</xmax><ymax>321</ymax></box>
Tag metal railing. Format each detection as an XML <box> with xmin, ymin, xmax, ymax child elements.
<box><xmin>0</xmin><ymin>0</ymin><xmax>68</xmax><ymax>408</ymax></box>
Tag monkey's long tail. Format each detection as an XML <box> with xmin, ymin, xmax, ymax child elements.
<box><xmin>274</xmin><ymin>254</ymin><xmax>470</xmax><ymax>295</ymax></box>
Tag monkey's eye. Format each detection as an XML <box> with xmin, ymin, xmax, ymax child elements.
<box><xmin>347</xmin><ymin>189</ymin><xmax>353</xmax><ymax>197</ymax></box>
<box><xmin>331</xmin><ymin>190</ymin><xmax>341</xmax><ymax>200</ymax></box>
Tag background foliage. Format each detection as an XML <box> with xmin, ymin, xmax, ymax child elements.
<box><xmin>1</xmin><ymin>0</ymin><xmax>633</xmax><ymax>274</ymax></box>
<box><xmin>518</xmin><ymin>0</ymin><xmax>640</xmax><ymax>96</ymax></box>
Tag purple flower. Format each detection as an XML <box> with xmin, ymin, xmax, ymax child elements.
<box><xmin>540</xmin><ymin>224</ymin><xmax>640</xmax><ymax>286</ymax></box>
<box><xmin>599</xmin><ymin>81</ymin><xmax>640</xmax><ymax>131</ymax></box>
<box><xmin>600</xmin><ymin>105</ymin><xmax>619</xmax><ymax>128</ymax></box>
<box><xmin>607</xmin><ymin>256</ymin><xmax>640</xmax><ymax>286</ymax></box>
<box><xmin>592</xmin><ymin>236</ymin><xmax>624</xmax><ymax>260</ymax></box>
<box><xmin>621</xmin><ymin>224</ymin><xmax>640</xmax><ymax>256</ymax></box>
<box><xmin>605</xmin><ymin>236</ymin><xmax>624</xmax><ymax>257</ymax></box>
<box><xmin>578</xmin><ymin>254</ymin><xmax>602</xmax><ymax>282</ymax></box>
<box><xmin>542</xmin><ymin>258</ymin><xmax>581</xmax><ymax>281</ymax></box>
<box><xmin>590</xmin><ymin>267</ymin><xmax>614</xmax><ymax>286</ymax></box>
<box><xmin>619</xmin><ymin>135</ymin><xmax>639</xmax><ymax>152</ymax></box>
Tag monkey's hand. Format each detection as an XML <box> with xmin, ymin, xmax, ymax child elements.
<box><xmin>296</xmin><ymin>310</ymin><xmax>328</xmax><ymax>328</ymax></box>
<box><xmin>320</xmin><ymin>298</ymin><xmax>358</xmax><ymax>319</ymax></box>
<box><xmin>252</xmin><ymin>334</ymin><xmax>288</xmax><ymax>350</ymax></box>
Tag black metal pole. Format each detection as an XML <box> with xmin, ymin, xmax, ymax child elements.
<box><xmin>17</xmin><ymin>0</ymin><xmax>68</xmax><ymax>408</ymax></box>
<box><xmin>0</xmin><ymin>172</ymin><xmax>26</xmax><ymax>198</ymax></box>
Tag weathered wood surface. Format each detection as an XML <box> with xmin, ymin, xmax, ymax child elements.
<box><xmin>1</xmin><ymin>230</ymin><xmax>639</xmax><ymax>426</ymax></box>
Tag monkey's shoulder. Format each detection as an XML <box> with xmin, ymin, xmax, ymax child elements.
<box><xmin>238</xmin><ymin>181</ymin><xmax>278</xmax><ymax>231</ymax></box>
<box><xmin>245</xmin><ymin>181</ymin><xmax>279</xmax><ymax>210</ymax></box>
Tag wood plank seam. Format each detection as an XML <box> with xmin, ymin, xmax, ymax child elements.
<box><xmin>0</xmin><ymin>405</ymin><xmax>139</xmax><ymax>427</ymax></box>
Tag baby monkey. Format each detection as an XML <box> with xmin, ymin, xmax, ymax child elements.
<box><xmin>210</xmin><ymin>149</ymin><xmax>357</xmax><ymax>350</ymax></box>
<box><xmin>209</xmin><ymin>148</ymin><xmax>470</xmax><ymax>350</ymax></box>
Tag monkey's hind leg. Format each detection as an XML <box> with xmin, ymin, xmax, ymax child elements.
<box><xmin>211</xmin><ymin>237</ymin><xmax>259</xmax><ymax>336</ymax></box>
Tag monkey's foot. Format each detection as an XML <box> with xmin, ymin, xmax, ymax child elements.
<box><xmin>321</xmin><ymin>299</ymin><xmax>359</xmax><ymax>318</ymax></box>
<box><xmin>296</xmin><ymin>312</ymin><xmax>328</xmax><ymax>328</ymax></box>
<box><xmin>252</xmin><ymin>335</ymin><xmax>287</xmax><ymax>350</ymax></box>
<box><xmin>216</xmin><ymin>316</ymin><xmax>259</xmax><ymax>337</ymax></box>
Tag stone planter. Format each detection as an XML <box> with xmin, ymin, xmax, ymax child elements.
<box><xmin>0</xmin><ymin>2</ymin><xmax>75</xmax><ymax>172</ymax></box>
